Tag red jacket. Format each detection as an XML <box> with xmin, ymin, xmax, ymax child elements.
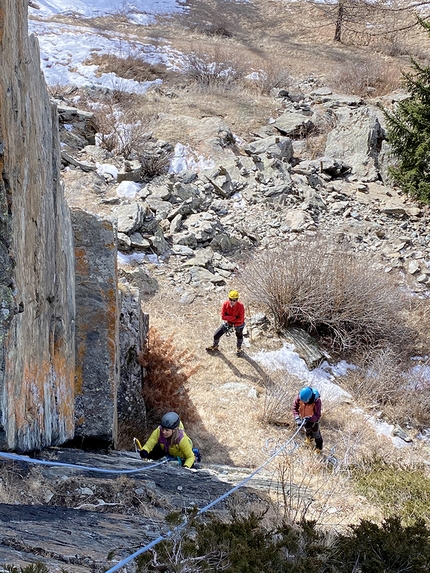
<box><xmin>221</xmin><ymin>300</ymin><xmax>245</xmax><ymax>326</ymax></box>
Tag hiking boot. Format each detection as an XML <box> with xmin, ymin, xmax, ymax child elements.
<box><xmin>206</xmin><ymin>344</ymin><xmax>219</xmax><ymax>353</ymax></box>
<box><xmin>305</xmin><ymin>436</ymin><xmax>312</xmax><ymax>446</ymax></box>
<box><xmin>236</xmin><ymin>347</ymin><xmax>243</xmax><ymax>356</ymax></box>
<box><xmin>315</xmin><ymin>448</ymin><xmax>323</xmax><ymax>455</ymax></box>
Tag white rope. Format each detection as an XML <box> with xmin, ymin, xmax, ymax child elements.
<box><xmin>0</xmin><ymin>451</ymin><xmax>167</xmax><ymax>473</ymax></box>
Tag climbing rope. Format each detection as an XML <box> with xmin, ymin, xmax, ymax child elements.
<box><xmin>104</xmin><ymin>421</ymin><xmax>306</xmax><ymax>573</ymax></box>
<box><xmin>0</xmin><ymin>451</ymin><xmax>168</xmax><ymax>474</ymax></box>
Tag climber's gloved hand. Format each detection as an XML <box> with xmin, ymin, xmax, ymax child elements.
<box><xmin>139</xmin><ymin>449</ymin><xmax>149</xmax><ymax>459</ymax></box>
<box><xmin>295</xmin><ymin>417</ymin><xmax>302</xmax><ymax>427</ymax></box>
<box><xmin>302</xmin><ymin>416</ymin><xmax>311</xmax><ymax>423</ymax></box>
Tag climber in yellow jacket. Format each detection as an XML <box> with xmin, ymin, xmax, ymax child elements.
<box><xmin>138</xmin><ymin>412</ymin><xmax>199</xmax><ymax>469</ymax></box>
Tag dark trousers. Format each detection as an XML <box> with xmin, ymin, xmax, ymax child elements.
<box><xmin>214</xmin><ymin>323</ymin><xmax>244</xmax><ymax>348</ymax></box>
<box><xmin>146</xmin><ymin>443</ymin><xmax>166</xmax><ymax>461</ymax></box>
<box><xmin>304</xmin><ymin>421</ymin><xmax>323</xmax><ymax>450</ymax></box>
<box><xmin>147</xmin><ymin>443</ymin><xmax>198</xmax><ymax>468</ymax></box>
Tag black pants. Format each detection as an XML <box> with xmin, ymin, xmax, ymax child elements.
<box><xmin>146</xmin><ymin>443</ymin><xmax>166</xmax><ymax>461</ymax></box>
<box><xmin>304</xmin><ymin>421</ymin><xmax>323</xmax><ymax>450</ymax></box>
<box><xmin>214</xmin><ymin>323</ymin><xmax>244</xmax><ymax>348</ymax></box>
<box><xmin>147</xmin><ymin>443</ymin><xmax>195</xmax><ymax>468</ymax></box>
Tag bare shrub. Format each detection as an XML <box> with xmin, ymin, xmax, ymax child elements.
<box><xmin>137</xmin><ymin>327</ymin><xmax>200</xmax><ymax>427</ymax></box>
<box><xmin>182</xmin><ymin>46</ymin><xmax>245</xmax><ymax>89</ymax></box>
<box><xmin>138</xmin><ymin>149</ymin><xmax>172</xmax><ymax>180</ymax></box>
<box><xmin>91</xmin><ymin>95</ymin><xmax>155</xmax><ymax>158</ymax></box>
<box><xmin>240</xmin><ymin>238</ymin><xmax>413</xmax><ymax>353</ymax></box>
<box><xmin>342</xmin><ymin>345</ymin><xmax>405</xmax><ymax>407</ymax></box>
<box><xmin>85</xmin><ymin>53</ymin><xmax>171</xmax><ymax>83</ymax></box>
<box><xmin>274</xmin><ymin>449</ymin><xmax>355</xmax><ymax>526</ymax></box>
<box><xmin>244</xmin><ymin>61</ymin><xmax>291</xmax><ymax>95</ymax></box>
<box><xmin>342</xmin><ymin>348</ymin><xmax>430</xmax><ymax>428</ymax></box>
<box><xmin>262</xmin><ymin>371</ymin><xmax>301</xmax><ymax>426</ymax></box>
<box><xmin>331</xmin><ymin>60</ymin><xmax>401</xmax><ymax>97</ymax></box>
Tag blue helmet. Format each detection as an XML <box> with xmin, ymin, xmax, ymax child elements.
<box><xmin>299</xmin><ymin>386</ymin><xmax>313</xmax><ymax>403</ymax></box>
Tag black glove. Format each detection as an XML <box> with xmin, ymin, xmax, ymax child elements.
<box><xmin>295</xmin><ymin>417</ymin><xmax>302</xmax><ymax>427</ymax></box>
<box><xmin>139</xmin><ymin>449</ymin><xmax>149</xmax><ymax>459</ymax></box>
<box><xmin>303</xmin><ymin>416</ymin><xmax>311</xmax><ymax>423</ymax></box>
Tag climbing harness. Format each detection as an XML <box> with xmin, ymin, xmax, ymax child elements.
<box><xmin>225</xmin><ymin>324</ymin><xmax>233</xmax><ymax>337</ymax></box>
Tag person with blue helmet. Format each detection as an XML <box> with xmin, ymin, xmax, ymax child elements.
<box><xmin>292</xmin><ymin>386</ymin><xmax>323</xmax><ymax>452</ymax></box>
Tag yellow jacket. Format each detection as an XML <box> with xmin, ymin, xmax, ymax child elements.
<box><xmin>143</xmin><ymin>425</ymin><xmax>195</xmax><ymax>468</ymax></box>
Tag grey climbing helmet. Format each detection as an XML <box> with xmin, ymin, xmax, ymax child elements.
<box><xmin>161</xmin><ymin>412</ymin><xmax>180</xmax><ymax>430</ymax></box>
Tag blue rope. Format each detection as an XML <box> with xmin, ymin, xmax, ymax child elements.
<box><xmin>0</xmin><ymin>451</ymin><xmax>167</xmax><ymax>474</ymax></box>
<box><xmin>104</xmin><ymin>423</ymin><xmax>304</xmax><ymax>572</ymax></box>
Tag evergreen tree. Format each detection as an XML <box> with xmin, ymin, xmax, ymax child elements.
<box><xmin>384</xmin><ymin>19</ymin><xmax>430</xmax><ymax>202</ymax></box>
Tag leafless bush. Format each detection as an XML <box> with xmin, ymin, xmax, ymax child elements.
<box><xmin>262</xmin><ymin>371</ymin><xmax>301</xmax><ymax>426</ymax></box>
<box><xmin>244</xmin><ymin>61</ymin><xmax>291</xmax><ymax>95</ymax></box>
<box><xmin>92</xmin><ymin>95</ymin><xmax>154</xmax><ymax>158</ymax></box>
<box><xmin>182</xmin><ymin>46</ymin><xmax>245</xmax><ymax>89</ymax></box>
<box><xmin>330</xmin><ymin>60</ymin><xmax>401</xmax><ymax>97</ymax></box>
<box><xmin>274</xmin><ymin>449</ymin><xmax>352</xmax><ymax>526</ymax></box>
<box><xmin>240</xmin><ymin>238</ymin><xmax>413</xmax><ymax>353</ymax></box>
<box><xmin>342</xmin><ymin>345</ymin><xmax>405</xmax><ymax>407</ymax></box>
<box><xmin>342</xmin><ymin>347</ymin><xmax>430</xmax><ymax>428</ymax></box>
<box><xmin>138</xmin><ymin>149</ymin><xmax>172</xmax><ymax>180</ymax></box>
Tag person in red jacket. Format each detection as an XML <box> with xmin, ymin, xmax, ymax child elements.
<box><xmin>207</xmin><ymin>290</ymin><xmax>245</xmax><ymax>356</ymax></box>
<box><xmin>292</xmin><ymin>386</ymin><xmax>323</xmax><ymax>452</ymax></box>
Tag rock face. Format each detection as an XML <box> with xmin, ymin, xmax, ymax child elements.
<box><xmin>0</xmin><ymin>0</ymin><xmax>75</xmax><ymax>450</ymax></box>
<box><xmin>0</xmin><ymin>1</ymin><xmax>148</xmax><ymax>452</ymax></box>
<box><xmin>71</xmin><ymin>210</ymin><xmax>119</xmax><ymax>442</ymax></box>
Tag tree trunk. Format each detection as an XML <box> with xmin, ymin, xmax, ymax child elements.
<box><xmin>334</xmin><ymin>1</ymin><xmax>344</xmax><ymax>42</ymax></box>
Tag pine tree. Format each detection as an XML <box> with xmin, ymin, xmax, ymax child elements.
<box><xmin>384</xmin><ymin>19</ymin><xmax>430</xmax><ymax>202</ymax></box>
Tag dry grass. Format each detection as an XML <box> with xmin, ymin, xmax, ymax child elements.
<box><xmin>342</xmin><ymin>347</ymin><xmax>430</xmax><ymax>429</ymax></box>
<box><xmin>330</xmin><ymin>60</ymin><xmax>401</xmax><ymax>97</ymax></box>
<box><xmin>262</xmin><ymin>371</ymin><xmax>302</xmax><ymax>426</ymax></box>
<box><xmin>55</xmin><ymin>0</ymin><xmax>426</xmax><ymax>155</ymax></box>
<box><xmin>84</xmin><ymin>53</ymin><xmax>171</xmax><ymax>83</ymax></box>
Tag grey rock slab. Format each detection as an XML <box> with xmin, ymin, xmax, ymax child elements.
<box><xmin>188</xmin><ymin>266</ymin><xmax>226</xmax><ymax>284</ymax></box>
<box><xmin>115</xmin><ymin>203</ymin><xmax>146</xmax><ymax>234</ymax></box>
<box><xmin>171</xmin><ymin>244</ymin><xmax>195</xmax><ymax>256</ymax></box>
<box><xmin>244</xmin><ymin>135</ymin><xmax>293</xmax><ymax>161</ymax></box>
<box><xmin>273</xmin><ymin>112</ymin><xmax>314</xmax><ymax>137</ymax></box>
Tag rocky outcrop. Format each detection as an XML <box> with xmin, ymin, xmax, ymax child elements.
<box><xmin>0</xmin><ymin>1</ymin><xmax>149</xmax><ymax>451</ymax></box>
<box><xmin>0</xmin><ymin>0</ymin><xmax>75</xmax><ymax>451</ymax></box>
<box><xmin>116</xmin><ymin>283</ymin><xmax>148</xmax><ymax>449</ymax></box>
<box><xmin>71</xmin><ymin>210</ymin><xmax>119</xmax><ymax>442</ymax></box>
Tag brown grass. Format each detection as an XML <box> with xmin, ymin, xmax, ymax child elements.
<box><xmin>84</xmin><ymin>53</ymin><xmax>171</xmax><ymax>82</ymax></box>
<box><xmin>330</xmin><ymin>60</ymin><xmax>401</xmax><ymax>97</ymax></box>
